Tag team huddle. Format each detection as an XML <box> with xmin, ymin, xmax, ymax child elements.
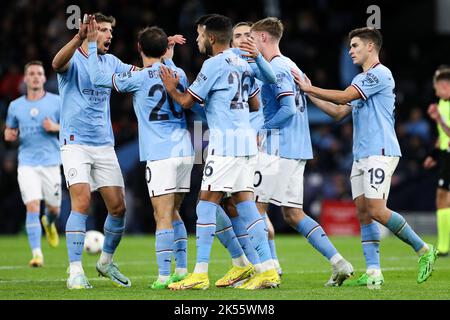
<box><xmin>4</xmin><ymin>12</ymin><xmax>438</xmax><ymax>290</ymax></box>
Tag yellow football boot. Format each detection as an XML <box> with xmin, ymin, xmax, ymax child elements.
<box><xmin>168</xmin><ymin>273</ymin><xmax>209</xmax><ymax>290</ymax></box>
<box><xmin>215</xmin><ymin>264</ymin><xmax>255</xmax><ymax>287</ymax></box>
<box><xmin>41</xmin><ymin>215</ymin><xmax>59</xmax><ymax>248</ymax></box>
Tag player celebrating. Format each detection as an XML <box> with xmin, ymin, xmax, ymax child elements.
<box><xmin>250</xmin><ymin>17</ymin><xmax>354</xmax><ymax>287</ymax></box>
<box><xmin>160</xmin><ymin>14</ymin><xmax>280</xmax><ymax>290</ymax></box>
<box><xmin>86</xmin><ymin>20</ymin><xmax>193</xmax><ymax>289</ymax></box>
<box><xmin>292</xmin><ymin>27</ymin><xmax>437</xmax><ymax>286</ymax></box>
<box><xmin>192</xmin><ymin>15</ymin><xmax>257</xmax><ymax>288</ymax></box>
<box><xmin>4</xmin><ymin>60</ymin><xmax>61</xmax><ymax>267</ymax></box>
<box><xmin>190</xmin><ymin>15</ymin><xmax>280</xmax><ymax>288</ymax></box>
<box><xmin>52</xmin><ymin>13</ymin><xmax>136</xmax><ymax>289</ymax></box>
<box><xmin>425</xmin><ymin>68</ymin><xmax>450</xmax><ymax>257</ymax></box>
<box><xmin>232</xmin><ymin>21</ymin><xmax>282</xmax><ymax>276</ymax></box>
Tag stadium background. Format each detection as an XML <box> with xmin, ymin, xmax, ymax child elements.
<box><xmin>0</xmin><ymin>0</ymin><xmax>448</xmax><ymax>236</ymax></box>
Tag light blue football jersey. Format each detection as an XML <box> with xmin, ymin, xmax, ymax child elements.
<box><xmin>261</xmin><ymin>55</ymin><xmax>313</xmax><ymax>160</ymax></box>
<box><xmin>87</xmin><ymin>43</ymin><xmax>193</xmax><ymax>161</ymax></box>
<box><xmin>350</xmin><ymin>63</ymin><xmax>401</xmax><ymax>160</ymax></box>
<box><xmin>187</xmin><ymin>49</ymin><xmax>260</xmax><ymax>157</ymax></box>
<box><xmin>250</xmin><ymin>78</ymin><xmax>264</xmax><ymax>131</ymax></box>
<box><xmin>57</xmin><ymin>46</ymin><xmax>136</xmax><ymax>147</ymax></box>
<box><xmin>6</xmin><ymin>92</ymin><xmax>61</xmax><ymax>166</ymax></box>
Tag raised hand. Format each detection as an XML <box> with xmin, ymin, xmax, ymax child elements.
<box><xmin>239</xmin><ymin>38</ymin><xmax>260</xmax><ymax>59</ymax></box>
<box><xmin>159</xmin><ymin>65</ymin><xmax>180</xmax><ymax>92</ymax></box>
<box><xmin>168</xmin><ymin>34</ymin><xmax>186</xmax><ymax>46</ymax></box>
<box><xmin>87</xmin><ymin>15</ymin><xmax>98</xmax><ymax>43</ymax></box>
<box><xmin>291</xmin><ymin>68</ymin><xmax>312</xmax><ymax>92</ymax></box>
<box><xmin>164</xmin><ymin>35</ymin><xmax>186</xmax><ymax>60</ymax></box>
<box><xmin>77</xmin><ymin>14</ymin><xmax>91</xmax><ymax>41</ymax></box>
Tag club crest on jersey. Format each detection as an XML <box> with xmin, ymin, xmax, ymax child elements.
<box><xmin>30</xmin><ymin>108</ymin><xmax>39</xmax><ymax>118</ymax></box>
<box><xmin>361</xmin><ymin>72</ymin><xmax>379</xmax><ymax>87</ymax></box>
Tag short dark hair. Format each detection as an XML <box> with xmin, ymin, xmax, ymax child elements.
<box><xmin>195</xmin><ymin>14</ymin><xmax>221</xmax><ymax>27</ymax></box>
<box><xmin>203</xmin><ymin>15</ymin><xmax>232</xmax><ymax>44</ymax></box>
<box><xmin>94</xmin><ymin>12</ymin><xmax>116</xmax><ymax>27</ymax></box>
<box><xmin>251</xmin><ymin>17</ymin><xmax>284</xmax><ymax>40</ymax></box>
<box><xmin>24</xmin><ymin>60</ymin><xmax>44</xmax><ymax>73</ymax></box>
<box><xmin>348</xmin><ymin>27</ymin><xmax>383</xmax><ymax>51</ymax></box>
<box><xmin>138</xmin><ymin>26</ymin><xmax>168</xmax><ymax>58</ymax></box>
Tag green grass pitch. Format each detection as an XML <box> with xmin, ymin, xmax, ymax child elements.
<box><xmin>0</xmin><ymin>234</ymin><xmax>448</xmax><ymax>300</ymax></box>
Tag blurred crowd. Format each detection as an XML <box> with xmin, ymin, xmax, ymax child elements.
<box><xmin>0</xmin><ymin>0</ymin><xmax>447</xmax><ymax>233</ymax></box>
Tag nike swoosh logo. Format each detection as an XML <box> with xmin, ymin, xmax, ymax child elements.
<box><xmin>116</xmin><ymin>278</ymin><xmax>129</xmax><ymax>285</ymax></box>
<box><xmin>371</xmin><ymin>185</ymin><xmax>379</xmax><ymax>191</ymax></box>
<box><xmin>180</xmin><ymin>281</ymin><xmax>203</xmax><ymax>289</ymax></box>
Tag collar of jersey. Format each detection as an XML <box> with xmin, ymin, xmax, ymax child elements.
<box><xmin>78</xmin><ymin>47</ymin><xmax>89</xmax><ymax>58</ymax></box>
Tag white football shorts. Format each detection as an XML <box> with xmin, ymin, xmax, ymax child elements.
<box><xmin>350</xmin><ymin>155</ymin><xmax>400</xmax><ymax>200</ymax></box>
<box><xmin>200</xmin><ymin>154</ymin><xmax>257</xmax><ymax>193</ymax></box>
<box><xmin>255</xmin><ymin>156</ymin><xmax>306</xmax><ymax>208</ymax></box>
<box><xmin>61</xmin><ymin>144</ymin><xmax>124</xmax><ymax>191</ymax></box>
<box><xmin>17</xmin><ymin>165</ymin><xmax>62</xmax><ymax>207</ymax></box>
<box><xmin>146</xmin><ymin>156</ymin><xmax>194</xmax><ymax>197</ymax></box>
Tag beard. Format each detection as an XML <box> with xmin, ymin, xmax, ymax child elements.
<box><xmin>204</xmin><ymin>40</ymin><xmax>213</xmax><ymax>56</ymax></box>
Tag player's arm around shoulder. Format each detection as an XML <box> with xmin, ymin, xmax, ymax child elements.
<box><xmin>292</xmin><ymin>69</ymin><xmax>352</xmax><ymax>121</ymax></box>
<box><xmin>159</xmin><ymin>65</ymin><xmax>195</xmax><ymax>109</ymax></box>
<box><xmin>291</xmin><ymin>67</ymin><xmax>360</xmax><ymax>105</ymax></box>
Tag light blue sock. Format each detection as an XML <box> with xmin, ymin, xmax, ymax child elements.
<box><xmin>216</xmin><ymin>206</ymin><xmax>244</xmax><ymax>259</ymax></box>
<box><xmin>296</xmin><ymin>216</ymin><xmax>338</xmax><ymax>260</ymax></box>
<box><xmin>155</xmin><ymin>229</ymin><xmax>174</xmax><ymax>276</ymax></box>
<box><xmin>268</xmin><ymin>240</ymin><xmax>279</xmax><ymax>261</ymax></box>
<box><xmin>196</xmin><ymin>200</ymin><xmax>217</xmax><ymax>264</ymax></box>
<box><xmin>361</xmin><ymin>222</ymin><xmax>381</xmax><ymax>270</ymax></box>
<box><xmin>45</xmin><ymin>208</ymin><xmax>58</xmax><ymax>225</ymax></box>
<box><xmin>65</xmin><ymin>211</ymin><xmax>88</xmax><ymax>262</ymax></box>
<box><xmin>230</xmin><ymin>216</ymin><xmax>261</xmax><ymax>265</ymax></box>
<box><xmin>26</xmin><ymin>212</ymin><xmax>41</xmax><ymax>251</ymax></box>
<box><xmin>235</xmin><ymin>200</ymin><xmax>272</xmax><ymax>264</ymax></box>
<box><xmin>172</xmin><ymin>220</ymin><xmax>187</xmax><ymax>269</ymax></box>
<box><xmin>386</xmin><ymin>211</ymin><xmax>425</xmax><ymax>252</ymax></box>
<box><xmin>103</xmin><ymin>214</ymin><xmax>125</xmax><ymax>254</ymax></box>
<box><xmin>261</xmin><ymin>212</ymin><xmax>279</xmax><ymax>261</ymax></box>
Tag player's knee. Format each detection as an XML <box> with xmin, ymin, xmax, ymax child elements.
<box><xmin>366</xmin><ymin>204</ymin><xmax>385</xmax><ymax>222</ymax></box>
<box><xmin>70</xmin><ymin>189</ymin><xmax>91</xmax><ymax>213</ymax></box>
<box><xmin>26</xmin><ymin>201</ymin><xmax>40</xmax><ymax>213</ymax></box>
<box><xmin>282</xmin><ymin>208</ymin><xmax>303</xmax><ymax>228</ymax></box>
<box><xmin>223</xmin><ymin>200</ymin><xmax>237</xmax><ymax>217</ymax></box>
<box><xmin>109</xmin><ymin>201</ymin><xmax>126</xmax><ymax>217</ymax></box>
<box><xmin>154</xmin><ymin>211</ymin><xmax>172</xmax><ymax>226</ymax></box>
<box><xmin>356</xmin><ymin>209</ymin><xmax>372</xmax><ymax>225</ymax></box>
<box><xmin>47</xmin><ymin>205</ymin><xmax>60</xmax><ymax>216</ymax></box>
<box><xmin>256</xmin><ymin>202</ymin><xmax>268</xmax><ymax>214</ymax></box>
